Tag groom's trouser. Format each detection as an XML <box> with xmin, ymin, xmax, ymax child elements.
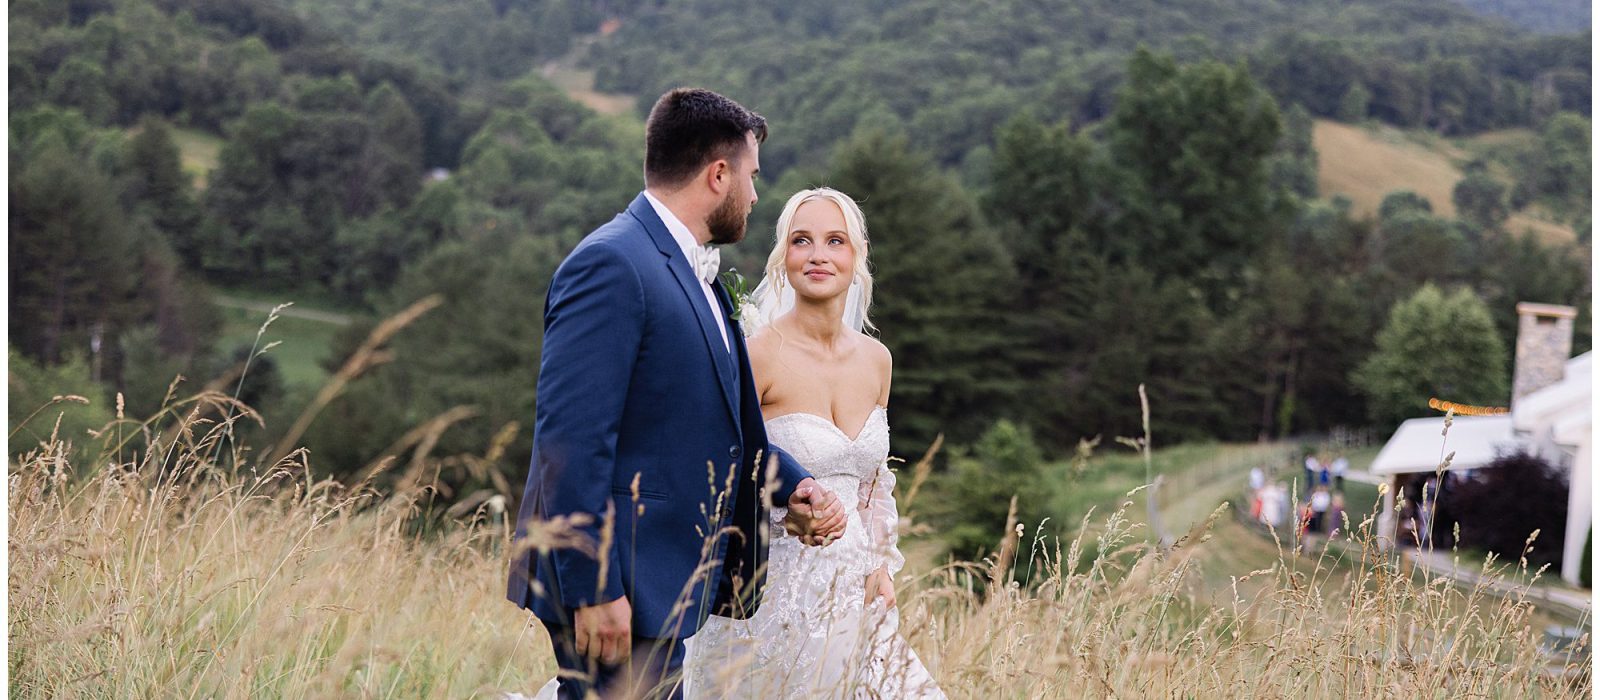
<box><xmin>542</xmin><ymin>620</ymin><xmax>685</xmax><ymax>700</ymax></box>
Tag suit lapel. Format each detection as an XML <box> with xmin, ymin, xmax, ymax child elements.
<box><xmin>711</xmin><ymin>280</ymin><xmax>742</xmax><ymax>407</ymax></box>
<box><xmin>627</xmin><ymin>194</ymin><xmax>740</xmax><ymax>424</ymax></box>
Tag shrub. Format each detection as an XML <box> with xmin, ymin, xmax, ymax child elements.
<box><xmin>1443</xmin><ymin>449</ymin><xmax>1569</xmax><ymax>568</ymax></box>
<box><xmin>7</xmin><ymin>346</ymin><xmax>113</xmax><ymax>464</ymax></box>
<box><xmin>928</xmin><ymin>419</ymin><xmax>1050</xmax><ymax>563</ymax></box>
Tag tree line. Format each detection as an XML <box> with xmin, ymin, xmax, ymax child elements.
<box><xmin>8</xmin><ymin>0</ymin><xmax>1591</xmax><ymax>509</ymax></box>
<box><xmin>585</xmin><ymin>0</ymin><xmax>1590</xmax><ymax>177</ymax></box>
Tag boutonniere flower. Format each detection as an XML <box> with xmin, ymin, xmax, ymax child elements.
<box><xmin>721</xmin><ymin>269</ymin><xmax>754</xmax><ymax>323</ymax></box>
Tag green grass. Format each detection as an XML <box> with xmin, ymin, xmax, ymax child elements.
<box><xmin>210</xmin><ymin>283</ymin><xmax>364</xmax><ymax>316</ymax></box>
<box><xmin>1048</xmin><ymin>442</ymin><xmax>1290</xmax><ymax>536</ymax></box>
<box><xmin>216</xmin><ymin>304</ymin><xmax>341</xmax><ymax>390</ymax></box>
<box><xmin>1339</xmin><ymin>479</ymin><xmax>1381</xmax><ymax>523</ymax></box>
<box><xmin>1015</xmin><ymin>438</ymin><xmax>1587</xmax><ymax>631</ymax></box>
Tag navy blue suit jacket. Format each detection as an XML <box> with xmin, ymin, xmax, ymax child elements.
<box><xmin>506</xmin><ymin>193</ymin><xmax>813</xmax><ymax>640</ymax></box>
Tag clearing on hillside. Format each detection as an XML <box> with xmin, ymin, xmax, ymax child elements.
<box><xmin>173</xmin><ymin>128</ymin><xmax>223</xmax><ymax>189</ymax></box>
<box><xmin>1313</xmin><ymin>120</ymin><xmax>1575</xmax><ymax>245</ymax></box>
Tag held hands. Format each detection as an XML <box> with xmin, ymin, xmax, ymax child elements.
<box><xmin>783</xmin><ymin>477</ymin><xmax>847</xmax><ymax>546</ymax></box>
<box><xmin>573</xmin><ymin>595</ymin><xmax>632</xmax><ymax>666</ymax></box>
<box><xmin>865</xmin><ymin>566</ymin><xmax>895</xmax><ymax>608</ymax></box>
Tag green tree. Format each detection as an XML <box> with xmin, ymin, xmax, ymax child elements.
<box><xmin>1108</xmin><ymin>49</ymin><xmax>1285</xmax><ymax>310</ymax></box>
<box><xmin>1352</xmin><ymin>284</ymin><xmax>1508</xmax><ymax>427</ymax></box>
<box><xmin>360</xmin><ymin>82</ymin><xmax>424</xmax><ymax>211</ymax></box>
<box><xmin>929</xmin><ymin>420</ymin><xmax>1051</xmax><ymax>564</ymax></box>
<box><xmin>1269</xmin><ymin>103</ymin><xmax>1319</xmax><ymax>200</ymax></box>
<box><xmin>334</xmin><ymin>182</ymin><xmax>466</xmax><ymax>299</ymax></box>
<box><xmin>1377</xmin><ymin>209</ymin><xmax>1470</xmax><ymax>289</ymax></box>
<box><xmin>1470</xmin><ymin>234</ymin><xmax>1590</xmax><ymax>368</ymax></box>
<box><xmin>825</xmin><ymin>129</ymin><xmax>1019</xmax><ymax>451</ymax></box>
<box><xmin>984</xmin><ymin>115</ymin><xmax>1106</xmax><ymax>264</ymax></box>
<box><xmin>9</xmin><ymin>129</ymin><xmax>139</xmax><ymax>366</ymax></box>
<box><xmin>1338</xmin><ymin>82</ymin><xmax>1371</xmax><ymax>122</ymax></box>
<box><xmin>1051</xmin><ymin>259</ymin><xmax>1225</xmax><ymax>444</ymax></box>
<box><xmin>1379</xmin><ymin>191</ymin><xmax>1433</xmax><ymax>220</ymax></box>
<box><xmin>44</xmin><ymin>56</ymin><xmax>115</xmax><ymax>124</ymax></box>
<box><xmin>1537</xmin><ymin>112</ymin><xmax>1590</xmax><ymax>211</ymax></box>
<box><xmin>1277</xmin><ymin>200</ymin><xmax>1388</xmax><ymax>428</ymax></box>
<box><xmin>1452</xmin><ymin>166</ymin><xmax>1510</xmax><ymax>231</ymax></box>
<box><xmin>302</xmin><ymin>217</ymin><xmax>564</xmax><ymax>482</ymax></box>
<box><xmin>123</xmin><ymin>117</ymin><xmax>203</xmax><ymax>265</ymax></box>
<box><xmin>8</xmin><ymin>348</ymin><xmax>114</xmax><ymax>465</ymax></box>
<box><xmin>982</xmin><ymin>115</ymin><xmax>1107</xmax><ymax>447</ymax></box>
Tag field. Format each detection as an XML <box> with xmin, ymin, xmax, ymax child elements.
<box><xmin>1312</xmin><ymin>120</ymin><xmax>1575</xmax><ymax>244</ymax></box>
<box><xmin>173</xmin><ymin>127</ymin><xmax>223</xmax><ymax>189</ymax></box>
<box><xmin>214</xmin><ymin>299</ymin><xmax>348</xmax><ymax>390</ymax></box>
<box><xmin>10</xmin><ymin>376</ymin><xmax>1588</xmax><ymax>698</ymax></box>
<box><xmin>539</xmin><ymin>30</ymin><xmax>636</xmax><ymax>117</ymax></box>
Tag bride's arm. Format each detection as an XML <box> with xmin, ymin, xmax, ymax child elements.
<box><xmin>858</xmin><ymin>340</ymin><xmax>904</xmax><ymax>576</ymax></box>
<box><xmin>859</xmin><ymin>461</ymin><xmax>905</xmax><ymax>577</ymax></box>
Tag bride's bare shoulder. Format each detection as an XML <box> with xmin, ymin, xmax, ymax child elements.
<box><xmin>747</xmin><ymin>326</ymin><xmax>779</xmax><ymax>356</ymax></box>
<box><xmin>857</xmin><ymin>332</ymin><xmax>891</xmax><ymax>361</ymax></box>
<box><xmin>857</xmin><ymin>333</ymin><xmax>892</xmax><ymax>377</ymax></box>
<box><xmin>747</xmin><ymin>326</ymin><xmax>787</xmax><ymax>372</ymax></box>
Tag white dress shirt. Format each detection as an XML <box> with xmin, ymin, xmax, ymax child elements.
<box><xmin>643</xmin><ymin>191</ymin><xmax>730</xmax><ymax>351</ymax></box>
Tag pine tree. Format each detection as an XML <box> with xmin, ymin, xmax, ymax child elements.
<box><xmin>825</xmin><ymin>129</ymin><xmax>1020</xmax><ymax>452</ymax></box>
<box><xmin>1108</xmin><ymin>49</ymin><xmax>1285</xmax><ymax>312</ymax></box>
<box><xmin>124</xmin><ymin>117</ymin><xmax>202</xmax><ymax>266</ymax></box>
<box><xmin>983</xmin><ymin>115</ymin><xmax>1110</xmax><ymax>447</ymax></box>
<box><xmin>362</xmin><ymin>82</ymin><xmax>424</xmax><ymax>211</ymax></box>
<box><xmin>10</xmin><ymin>132</ymin><xmax>139</xmax><ymax>366</ymax></box>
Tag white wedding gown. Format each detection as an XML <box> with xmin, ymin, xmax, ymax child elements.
<box><xmin>682</xmin><ymin>406</ymin><xmax>945</xmax><ymax>699</ymax></box>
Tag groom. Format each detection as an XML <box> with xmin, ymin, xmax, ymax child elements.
<box><xmin>506</xmin><ymin>88</ymin><xmax>848</xmax><ymax>699</ymax></box>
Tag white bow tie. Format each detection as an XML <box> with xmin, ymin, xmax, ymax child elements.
<box><xmin>690</xmin><ymin>245</ymin><xmax>721</xmax><ymax>286</ymax></box>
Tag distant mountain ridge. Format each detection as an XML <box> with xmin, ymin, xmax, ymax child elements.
<box><xmin>1449</xmin><ymin>0</ymin><xmax>1590</xmax><ymax>34</ymax></box>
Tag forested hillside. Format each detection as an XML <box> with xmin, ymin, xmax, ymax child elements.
<box><xmin>575</xmin><ymin>0</ymin><xmax>1588</xmax><ymax>174</ymax></box>
<box><xmin>9</xmin><ymin>0</ymin><xmax>1591</xmax><ymax>504</ymax></box>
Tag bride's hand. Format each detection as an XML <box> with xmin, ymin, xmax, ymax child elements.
<box><xmin>865</xmin><ymin>566</ymin><xmax>895</xmax><ymax>608</ymax></box>
<box><xmin>784</xmin><ymin>478</ymin><xmax>847</xmax><ymax>546</ymax></box>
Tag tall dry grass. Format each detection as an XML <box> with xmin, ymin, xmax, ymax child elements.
<box><xmin>893</xmin><ymin>495</ymin><xmax>1589</xmax><ymax>697</ymax></box>
<box><xmin>11</xmin><ymin>412</ymin><xmax>1591</xmax><ymax>697</ymax></box>
<box><xmin>9</xmin><ymin>403</ymin><xmax>553</xmax><ymax>697</ymax></box>
<box><xmin>8</xmin><ymin>311</ymin><xmax>1590</xmax><ymax>698</ymax></box>
<box><xmin>10</xmin><ymin>300</ymin><xmax>555</xmax><ymax>697</ymax></box>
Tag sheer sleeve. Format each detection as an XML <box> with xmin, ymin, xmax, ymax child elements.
<box><xmin>857</xmin><ymin>460</ymin><xmax>905</xmax><ymax>576</ymax></box>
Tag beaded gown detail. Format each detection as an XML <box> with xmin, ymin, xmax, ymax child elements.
<box><xmin>682</xmin><ymin>406</ymin><xmax>944</xmax><ymax>699</ymax></box>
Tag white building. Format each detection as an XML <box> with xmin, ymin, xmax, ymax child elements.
<box><xmin>1513</xmin><ymin>352</ymin><xmax>1591</xmax><ymax>584</ymax></box>
<box><xmin>1371</xmin><ymin>303</ymin><xmax>1591</xmax><ymax>586</ymax></box>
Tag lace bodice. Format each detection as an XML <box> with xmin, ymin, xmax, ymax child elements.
<box><xmin>765</xmin><ymin>406</ymin><xmax>902</xmax><ymax>576</ymax></box>
<box><xmin>766</xmin><ymin>406</ymin><xmax>889</xmax><ymax>498</ymax></box>
<box><xmin>683</xmin><ymin>406</ymin><xmax>942</xmax><ymax>699</ymax></box>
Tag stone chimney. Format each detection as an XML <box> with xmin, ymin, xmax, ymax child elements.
<box><xmin>1512</xmin><ymin>302</ymin><xmax>1576</xmax><ymax>406</ymax></box>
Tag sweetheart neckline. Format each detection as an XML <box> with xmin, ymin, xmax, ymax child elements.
<box><xmin>765</xmin><ymin>405</ymin><xmax>886</xmax><ymax>444</ymax></box>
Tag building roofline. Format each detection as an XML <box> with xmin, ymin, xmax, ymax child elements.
<box><xmin>1515</xmin><ymin>302</ymin><xmax>1578</xmax><ymax>319</ymax></box>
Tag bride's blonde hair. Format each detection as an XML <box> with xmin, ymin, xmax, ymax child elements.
<box><xmin>763</xmin><ymin>187</ymin><xmax>875</xmax><ymax>332</ymax></box>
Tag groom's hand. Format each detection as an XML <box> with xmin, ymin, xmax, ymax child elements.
<box><xmin>574</xmin><ymin>596</ymin><xmax>631</xmax><ymax>666</ymax></box>
<box><xmin>784</xmin><ymin>478</ymin><xmax>847</xmax><ymax>546</ymax></box>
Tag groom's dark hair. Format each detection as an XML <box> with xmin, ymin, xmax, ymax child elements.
<box><xmin>644</xmin><ymin>88</ymin><xmax>767</xmax><ymax>189</ymax></box>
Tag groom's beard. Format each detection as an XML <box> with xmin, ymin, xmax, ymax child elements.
<box><xmin>707</xmin><ymin>189</ymin><xmax>748</xmax><ymax>245</ymax></box>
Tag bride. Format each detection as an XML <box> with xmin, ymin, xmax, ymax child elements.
<box><xmin>682</xmin><ymin>188</ymin><xmax>944</xmax><ymax>699</ymax></box>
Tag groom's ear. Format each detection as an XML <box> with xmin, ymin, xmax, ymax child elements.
<box><xmin>705</xmin><ymin>158</ymin><xmax>733</xmax><ymax>193</ymax></box>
